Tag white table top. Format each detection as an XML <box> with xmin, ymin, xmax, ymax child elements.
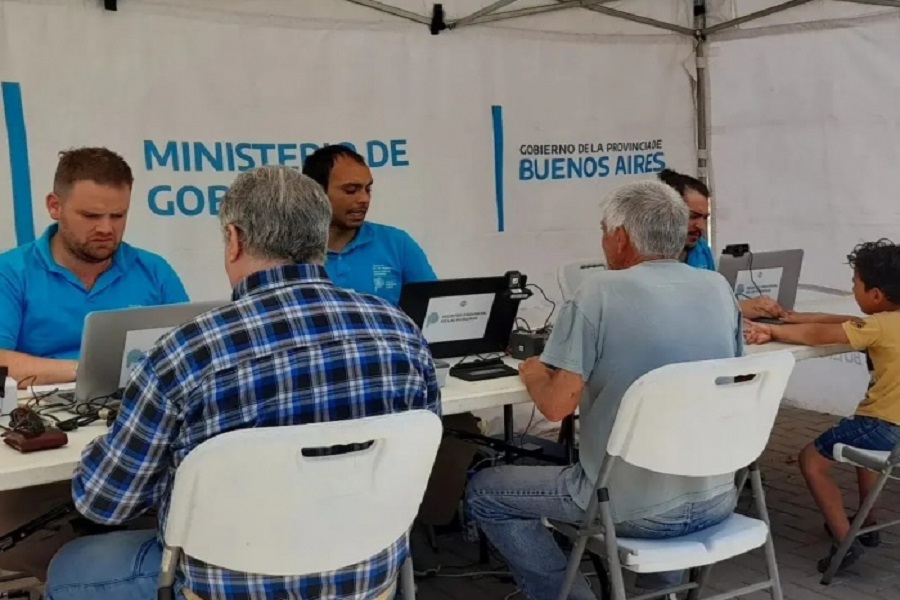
<box><xmin>0</xmin><ymin>294</ymin><xmax>863</xmax><ymax>492</ymax></box>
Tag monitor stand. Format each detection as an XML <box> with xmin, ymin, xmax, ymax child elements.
<box><xmin>449</xmin><ymin>357</ymin><xmax>518</xmax><ymax>382</ymax></box>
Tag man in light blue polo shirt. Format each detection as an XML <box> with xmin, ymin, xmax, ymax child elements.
<box><xmin>658</xmin><ymin>168</ymin><xmax>787</xmax><ymax>321</ymax></box>
<box><xmin>302</xmin><ymin>145</ymin><xmax>436</xmax><ymax>304</ymax></box>
<box><xmin>0</xmin><ymin>147</ymin><xmax>188</xmax><ymax>388</ymax></box>
<box><xmin>467</xmin><ymin>181</ymin><xmax>742</xmax><ymax>600</ymax></box>
<box><xmin>304</xmin><ymin>145</ymin><xmax>477</xmax><ymax>535</ymax></box>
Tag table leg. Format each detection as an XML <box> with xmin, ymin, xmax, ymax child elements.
<box><xmin>563</xmin><ymin>415</ymin><xmax>576</xmax><ymax>464</ymax></box>
<box><xmin>503</xmin><ymin>405</ymin><xmax>514</xmax><ymax>463</ymax></box>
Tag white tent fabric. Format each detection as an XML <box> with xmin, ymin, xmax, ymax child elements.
<box><xmin>1</xmin><ymin>0</ymin><xmax>898</xmax><ymax>426</ymax></box>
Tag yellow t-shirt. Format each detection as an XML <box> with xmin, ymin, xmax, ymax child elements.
<box><xmin>842</xmin><ymin>311</ymin><xmax>900</xmax><ymax>425</ymax></box>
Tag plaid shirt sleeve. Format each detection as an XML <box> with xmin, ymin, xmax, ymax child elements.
<box><xmin>72</xmin><ymin>356</ymin><xmax>180</xmax><ymax>525</ymax></box>
<box><xmin>420</xmin><ymin>344</ymin><xmax>442</xmax><ymax>417</ymax></box>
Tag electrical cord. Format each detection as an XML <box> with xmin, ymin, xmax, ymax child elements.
<box><xmin>747</xmin><ymin>251</ymin><xmax>764</xmax><ymax>298</ymax></box>
<box><xmin>514</xmin><ymin>317</ymin><xmax>532</xmax><ymax>333</ymax></box>
<box><xmin>9</xmin><ymin>389</ymin><xmax>122</xmax><ymax>433</ymax></box>
<box><xmin>453</xmin><ymin>353</ymin><xmax>508</xmax><ymax>368</ymax></box>
<box><xmin>526</xmin><ymin>284</ymin><xmax>556</xmax><ymax>332</ymax></box>
<box><xmin>517</xmin><ymin>405</ymin><xmax>537</xmax><ymax>449</ymax></box>
<box><xmin>0</xmin><ymin>407</ymin><xmax>48</xmax><ymax>435</ymax></box>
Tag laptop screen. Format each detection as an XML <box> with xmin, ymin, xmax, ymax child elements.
<box><xmin>118</xmin><ymin>326</ymin><xmax>175</xmax><ymax>387</ymax></box>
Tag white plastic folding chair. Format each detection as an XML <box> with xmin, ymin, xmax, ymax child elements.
<box><xmin>820</xmin><ymin>438</ymin><xmax>900</xmax><ymax>584</ymax></box>
<box><xmin>557</xmin><ymin>258</ymin><xmax>607</xmax><ymax>302</ymax></box>
<box><xmin>157</xmin><ymin>410</ymin><xmax>443</xmax><ymax>600</ymax></box>
<box><xmin>553</xmin><ymin>352</ymin><xmax>796</xmax><ymax>600</ymax></box>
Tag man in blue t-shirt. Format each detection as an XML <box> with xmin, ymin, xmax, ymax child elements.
<box><xmin>302</xmin><ymin>145</ymin><xmax>436</xmax><ymax>304</ymax></box>
<box><xmin>0</xmin><ymin>147</ymin><xmax>188</xmax><ymax>388</ymax></box>
<box><xmin>658</xmin><ymin>169</ymin><xmax>786</xmax><ymax>320</ymax></box>
<box><xmin>304</xmin><ymin>146</ymin><xmax>478</xmax><ymax>532</ymax></box>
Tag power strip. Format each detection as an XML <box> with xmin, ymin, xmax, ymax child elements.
<box><xmin>2</xmin><ymin>377</ymin><xmax>18</xmax><ymax>415</ymax></box>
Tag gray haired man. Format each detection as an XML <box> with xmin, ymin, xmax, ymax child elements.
<box><xmin>466</xmin><ymin>180</ymin><xmax>743</xmax><ymax>600</ymax></box>
<box><xmin>44</xmin><ymin>166</ymin><xmax>439</xmax><ymax>600</ymax></box>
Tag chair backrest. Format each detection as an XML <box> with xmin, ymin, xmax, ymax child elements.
<box><xmin>557</xmin><ymin>258</ymin><xmax>607</xmax><ymax>301</ymax></box>
<box><xmin>163</xmin><ymin>410</ymin><xmax>443</xmax><ymax>576</ymax></box>
<box><xmin>606</xmin><ymin>352</ymin><xmax>795</xmax><ymax>477</ymax></box>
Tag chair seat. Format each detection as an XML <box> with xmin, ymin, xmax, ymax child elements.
<box><xmin>611</xmin><ymin>514</ymin><xmax>769</xmax><ymax>573</ymax></box>
<box><xmin>834</xmin><ymin>443</ymin><xmax>890</xmax><ymax>468</ymax></box>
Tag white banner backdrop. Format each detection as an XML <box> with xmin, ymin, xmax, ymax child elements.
<box><xmin>0</xmin><ymin>0</ymin><xmax>696</xmax><ymax>439</ymax></box>
<box><xmin>709</xmin><ymin>17</ymin><xmax>900</xmax><ymax>291</ymax></box>
<box><xmin>709</xmin><ymin>16</ymin><xmax>900</xmax><ymax>416</ymax></box>
<box><xmin>0</xmin><ymin>0</ymin><xmax>697</xmax><ymax>311</ymax></box>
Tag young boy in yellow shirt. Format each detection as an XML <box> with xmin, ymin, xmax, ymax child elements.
<box><xmin>744</xmin><ymin>239</ymin><xmax>900</xmax><ymax>574</ymax></box>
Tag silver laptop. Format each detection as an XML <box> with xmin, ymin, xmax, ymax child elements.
<box><xmin>68</xmin><ymin>301</ymin><xmax>226</xmax><ymax>404</ymax></box>
<box><xmin>717</xmin><ymin>249</ymin><xmax>804</xmax><ymax>316</ymax></box>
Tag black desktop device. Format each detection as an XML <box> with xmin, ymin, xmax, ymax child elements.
<box><xmin>398</xmin><ymin>272</ymin><xmax>530</xmax><ymax>381</ymax></box>
<box><xmin>509</xmin><ymin>330</ymin><xmax>547</xmax><ymax>360</ymax></box>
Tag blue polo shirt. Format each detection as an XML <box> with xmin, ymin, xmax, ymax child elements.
<box><xmin>325</xmin><ymin>222</ymin><xmax>437</xmax><ymax>304</ymax></box>
<box><xmin>685</xmin><ymin>237</ymin><xmax>716</xmax><ymax>271</ymax></box>
<box><xmin>0</xmin><ymin>225</ymin><xmax>189</xmax><ymax>360</ymax></box>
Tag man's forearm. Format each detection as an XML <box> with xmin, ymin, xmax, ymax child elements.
<box><xmin>523</xmin><ymin>373</ymin><xmax>580</xmax><ymax>422</ymax></box>
<box><xmin>523</xmin><ymin>374</ymin><xmax>556</xmax><ymax>420</ymax></box>
<box><xmin>0</xmin><ymin>350</ymin><xmax>77</xmax><ymax>386</ymax></box>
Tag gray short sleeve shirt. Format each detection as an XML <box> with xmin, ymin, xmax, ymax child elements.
<box><xmin>541</xmin><ymin>260</ymin><xmax>743</xmax><ymax>522</ymax></box>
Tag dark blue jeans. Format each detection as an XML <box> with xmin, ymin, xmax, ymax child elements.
<box><xmin>466</xmin><ymin>465</ymin><xmax>737</xmax><ymax>600</ymax></box>
<box><xmin>44</xmin><ymin>530</ymin><xmax>177</xmax><ymax>600</ymax></box>
<box><xmin>815</xmin><ymin>415</ymin><xmax>900</xmax><ymax>458</ymax></box>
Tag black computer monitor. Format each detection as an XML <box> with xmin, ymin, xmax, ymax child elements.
<box><xmin>398</xmin><ymin>276</ymin><xmax>525</xmax><ymax>359</ymax></box>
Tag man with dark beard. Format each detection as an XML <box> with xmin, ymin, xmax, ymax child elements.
<box><xmin>302</xmin><ymin>144</ymin><xmax>436</xmax><ymax>304</ymax></box>
<box><xmin>0</xmin><ymin>147</ymin><xmax>188</xmax><ymax>386</ymax></box>
<box><xmin>658</xmin><ymin>168</ymin><xmax>787</xmax><ymax>321</ymax></box>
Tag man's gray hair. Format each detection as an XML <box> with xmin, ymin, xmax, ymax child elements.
<box><xmin>602</xmin><ymin>180</ymin><xmax>689</xmax><ymax>259</ymax></box>
<box><xmin>219</xmin><ymin>166</ymin><xmax>332</xmax><ymax>263</ymax></box>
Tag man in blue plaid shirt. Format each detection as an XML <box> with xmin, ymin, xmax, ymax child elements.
<box><xmin>44</xmin><ymin>166</ymin><xmax>441</xmax><ymax>600</ymax></box>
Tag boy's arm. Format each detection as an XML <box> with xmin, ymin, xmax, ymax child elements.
<box><xmin>767</xmin><ymin>322</ymin><xmax>853</xmax><ymax>346</ymax></box>
<box><xmin>784</xmin><ymin>312</ymin><xmax>858</xmax><ymax>325</ymax></box>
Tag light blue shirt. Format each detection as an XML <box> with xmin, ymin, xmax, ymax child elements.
<box><xmin>540</xmin><ymin>260</ymin><xmax>743</xmax><ymax>522</ymax></box>
<box><xmin>325</xmin><ymin>222</ymin><xmax>437</xmax><ymax>304</ymax></box>
<box><xmin>0</xmin><ymin>225</ymin><xmax>189</xmax><ymax>360</ymax></box>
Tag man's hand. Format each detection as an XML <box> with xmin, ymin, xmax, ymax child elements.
<box><xmin>740</xmin><ymin>296</ymin><xmax>788</xmax><ymax>320</ymax></box>
<box><xmin>518</xmin><ymin>356</ymin><xmax>550</xmax><ymax>385</ymax></box>
<box><xmin>781</xmin><ymin>311</ymin><xmax>804</xmax><ymax>324</ymax></box>
<box><xmin>743</xmin><ymin>319</ymin><xmax>773</xmax><ymax>345</ymax></box>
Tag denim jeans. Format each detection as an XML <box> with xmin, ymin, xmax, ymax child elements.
<box><xmin>466</xmin><ymin>465</ymin><xmax>737</xmax><ymax>600</ymax></box>
<box><xmin>44</xmin><ymin>529</ymin><xmax>184</xmax><ymax>600</ymax></box>
<box><xmin>46</xmin><ymin>529</ymin><xmax>399</xmax><ymax>600</ymax></box>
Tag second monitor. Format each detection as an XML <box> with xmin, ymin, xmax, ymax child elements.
<box><xmin>718</xmin><ymin>247</ymin><xmax>804</xmax><ymax>313</ymax></box>
<box><xmin>398</xmin><ymin>274</ymin><xmax>528</xmax><ymax>380</ymax></box>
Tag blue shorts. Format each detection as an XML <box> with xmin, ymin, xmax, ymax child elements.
<box><xmin>814</xmin><ymin>415</ymin><xmax>900</xmax><ymax>460</ymax></box>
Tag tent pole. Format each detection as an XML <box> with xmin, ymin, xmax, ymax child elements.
<box><xmin>704</xmin><ymin>0</ymin><xmax>815</xmax><ymax>35</ymax></box>
<box><xmin>840</xmin><ymin>0</ymin><xmax>900</xmax><ymax>8</ymax></box>
<box><xmin>577</xmin><ymin>4</ymin><xmax>695</xmax><ymax>35</ymax></box>
<box><xmin>466</xmin><ymin>0</ymin><xmax>617</xmax><ymax>26</ymax></box>
<box><xmin>694</xmin><ymin>1</ymin><xmax>713</xmax><ymax>251</ymax></box>
<box><xmin>344</xmin><ymin>0</ymin><xmax>430</xmax><ymax>24</ymax></box>
<box><xmin>451</xmin><ymin>0</ymin><xmax>521</xmax><ymax>30</ymax></box>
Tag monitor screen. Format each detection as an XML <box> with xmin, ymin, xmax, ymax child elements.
<box><xmin>118</xmin><ymin>327</ymin><xmax>173</xmax><ymax>386</ymax></box>
<box><xmin>733</xmin><ymin>267</ymin><xmax>784</xmax><ymax>301</ymax></box>
<box><xmin>421</xmin><ymin>293</ymin><xmax>495</xmax><ymax>344</ymax></box>
<box><xmin>399</xmin><ymin>276</ymin><xmax>525</xmax><ymax>359</ymax></box>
